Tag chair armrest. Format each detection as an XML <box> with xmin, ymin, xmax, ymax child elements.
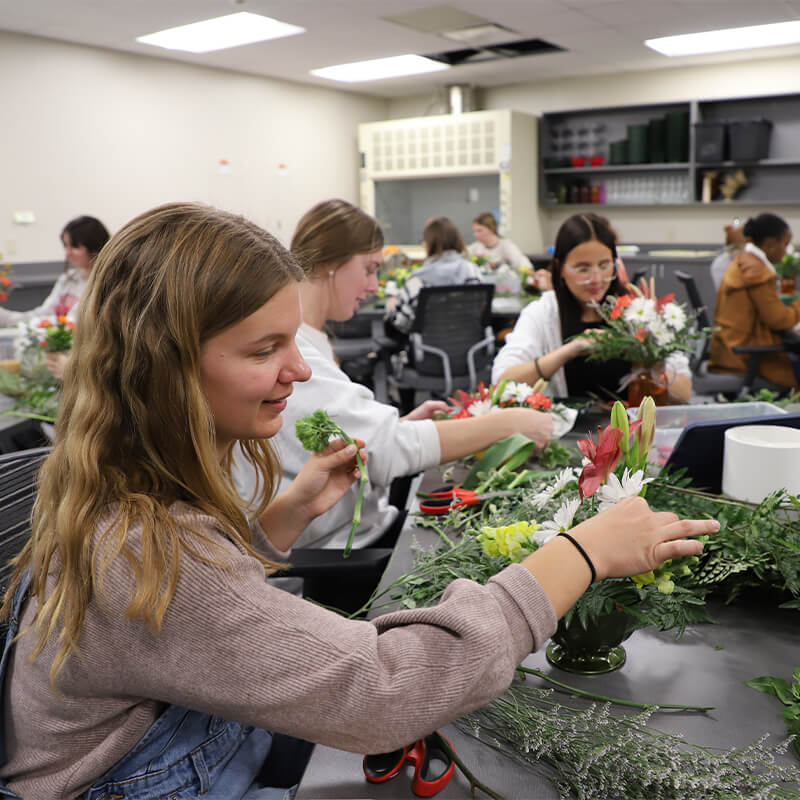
<box><xmin>466</xmin><ymin>327</ymin><xmax>496</xmax><ymax>391</ymax></box>
<box><xmin>732</xmin><ymin>344</ymin><xmax>786</xmax><ymax>391</ymax></box>
<box><xmin>411</xmin><ymin>334</ymin><xmax>453</xmax><ymax>396</ymax></box>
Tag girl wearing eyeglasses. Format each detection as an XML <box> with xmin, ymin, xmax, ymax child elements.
<box><xmin>492</xmin><ymin>213</ymin><xmax>691</xmax><ymax>402</ymax></box>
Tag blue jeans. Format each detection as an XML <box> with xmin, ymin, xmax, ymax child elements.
<box><xmin>0</xmin><ymin>572</ymin><xmax>308</xmax><ymax>800</ymax></box>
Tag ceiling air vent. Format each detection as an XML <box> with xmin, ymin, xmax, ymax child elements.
<box><xmin>427</xmin><ymin>37</ymin><xmax>565</xmax><ymax>66</ymax></box>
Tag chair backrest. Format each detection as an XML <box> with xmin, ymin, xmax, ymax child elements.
<box><xmin>674</xmin><ymin>270</ymin><xmax>713</xmax><ymax>367</ymax></box>
<box><xmin>410</xmin><ymin>284</ymin><xmax>495</xmax><ymax>376</ymax></box>
<box><xmin>0</xmin><ymin>448</ymin><xmax>49</xmax><ymax>601</ymax></box>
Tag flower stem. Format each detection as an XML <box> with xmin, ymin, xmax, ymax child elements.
<box><xmin>434</xmin><ymin>732</ymin><xmax>504</xmax><ymax>800</ymax></box>
<box><xmin>516</xmin><ymin>666</ymin><xmax>714</xmax><ymax>712</ymax></box>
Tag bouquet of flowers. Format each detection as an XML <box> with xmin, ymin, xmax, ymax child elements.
<box><xmin>582</xmin><ymin>277</ymin><xmax>707</xmax><ymax>368</ymax></box>
<box><xmin>38</xmin><ymin>303</ymin><xmax>75</xmax><ymax>352</ymax></box>
<box><xmin>447</xmin><ymin>379</ymin><xmax>578</xmax><ymax>440</ymax></box>
<box><xmin>0</xmin><ymin>257</ymin><xmax>12</xmax><ymax>303</ymax></box>
<box><xmin>376</xmin><ymin>245</ymin><xmax>421</xmax><ymax>300</ymax></box>
<box><xmin>0</xmin><ymin>317</ymin><xmax>61</xmax><ymax>421</ymax></box>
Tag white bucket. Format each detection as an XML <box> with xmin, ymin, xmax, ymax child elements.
<box><xmin>722</xmin><ymin>425</ymin><xmax>800</xmax><ymax>503</ymax></box>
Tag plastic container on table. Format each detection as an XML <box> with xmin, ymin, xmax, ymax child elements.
<box><xmin>626</xmin><ymin>402</ymin><xmax>787</xmax><ymax>466</ymax></box>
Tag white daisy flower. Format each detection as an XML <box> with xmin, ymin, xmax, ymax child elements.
<box><xmin>661</xmin><ymin>302</ymin><xmax>687</xmax><ymax>331</ymax></box>
<box><xmin>501</xmin><ymin>381</ymin><xmax>534</xmax><ymax>405</ymax></box>
<box><xmin>649</xmin><ymin>317</ymin><xmax>675</xmax><ymax>347</ymax></box>
<box><xmin>530</xmin><ymin>467</ymin><xmax>577</xmax><ymax>510</ymax></box>
<box><xmin>467</xmin><ymin>399</ymin><xmax>494</xmax><ymax>416</ymax></box>
<box><xmin>622</xmin><ymin>296</ymin><xmax>657</xmax><ymax>326</ymax></box>
<box><xmin>534</xmin><ymin>497</ymin><xmax>581</xmax><ymax>546</ymax></box>
<box><xmin>597</xmin><ymin>468</ymin><xmax>653</xmax><ymax>512</ymax></box>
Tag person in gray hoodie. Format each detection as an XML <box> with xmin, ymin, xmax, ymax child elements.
<box><xmin>386</xmin><ymin>216</ymin><xmax>484</xmax><ymax>333</ymax></box>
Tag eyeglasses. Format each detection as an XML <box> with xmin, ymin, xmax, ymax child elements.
<box><xmin>564</xmin><ymin>262</ymin><xmax>617</xmax><ymax>286</ymax></box>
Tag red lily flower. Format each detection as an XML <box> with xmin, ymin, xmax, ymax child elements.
<box><xmin>656</xmin><ymin>292</ymin><xmax>676</xmax><ymax>311</ymax></box>
<box><xmin>577</xmin><ymin>425</ymin><xmax>623</xmax><ymax>500</ymax></box>
<box><xmin>634</xmin><ymin>328</ymin><xmax>649</xmax><ymax>342</ymax></box>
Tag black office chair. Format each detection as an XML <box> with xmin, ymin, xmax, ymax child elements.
<box><xmin>0</xmin><ymin>447</ymin><xmax>49</xmax><ymax>640</ymax></box>
<box><xmin>674</xmin><ymin>270</ymin><xmax>784</xmax><ymax>396</ymax></box>
<box><xmin>389</xmin><ymin>284</ymin><xmax>496</xmax><ymax>413</ymax></box>
<box><xmin>327</xmin><ymin>308</ymin><xmax>395</xmax><ymax>404</ymax></box>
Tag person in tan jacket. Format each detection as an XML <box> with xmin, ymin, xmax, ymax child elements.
<box><xmin>709</xmin><ymin>213</ymin><xmax>797</xmax><ymax>388</ymax></box>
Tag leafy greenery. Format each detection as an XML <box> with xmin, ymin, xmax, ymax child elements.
<box><xmin>746</xmin><ymin>669</ymin><xmax>800</xmax><ymax>761</ymax></box>
<box><xmin>0</xmin><ymin>363</ymin><xmax>58</xmax><ymax>422</ymax></box>
<box><xmin>295</xmin><ymin>409</ymin><xmax>367</xmax><ymax>557</ymax></box>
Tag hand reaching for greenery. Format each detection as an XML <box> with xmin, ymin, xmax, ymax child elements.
<box><xmin>296</xmin><ymin>410</ymin><xmax>368</xmax><ymax>557</ymax></box>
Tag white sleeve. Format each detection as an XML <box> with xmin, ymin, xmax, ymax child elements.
<box><xmin>0</xmin><ymin>273</ymin><xmax>68</xmax><ymax>326</ymax></box>
<box><xmin>502</xmin><ymin>239</ymin><xmax>533</xmax><ymax>269</ymax></box>
<box><xmin>491</xmin><ymin>299</ymin><xmax>551</xmax><ymax>383</ymax></box>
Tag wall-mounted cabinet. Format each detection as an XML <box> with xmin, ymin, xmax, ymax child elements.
<box><xmin>540</xmin><ymin>93</ymin><xmax>800</xmax><ymax>209</ymax></box>
<box><xmin>359</xmin><ymin>110</ymin><xmax>543</xmax><ymax>252</ymax></box>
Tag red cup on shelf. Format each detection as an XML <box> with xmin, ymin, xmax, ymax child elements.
<box><xmin>589</xmin><ymin>155</ymin><xmax>605</xmax><ymax>166</ymax></box>
<box><xmin>571</xmin><ymin>156</ymin><xmax>586</xmax><ymax>167</ymax></box>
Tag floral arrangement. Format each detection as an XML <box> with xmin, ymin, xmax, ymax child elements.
<box><xmin>469</xmin><ymin>254</ymin><xmax>536</xmax><ymax>296</ymax></box>
<box><xmin>582</xmin><ymin>277</ymin><xmax>707</xmax><ymax>369</ymax></box>
<box><xmin>0</xmin><ymin>256</ymin><xmax>12</xmax><ymax>303</ymax></box>
<box><xmin>0</xmin><ymin>318</ymin><xmax>61</xmax><ymax>421</ymax></box>
<box><xmin>37</xmin><ymin>303</ymin><xmax>75</xmax><ymax>352</ymax></box>
<box><xmin>777</xmin><ymin>249</ymin><xmax>800</xmax><ymax>280</ymax></box>
<box><xmin>449</xmin><ymin>379</ymin><xmax>553</xmax><ymax>416</ymax></box>
<box><xmin>349</xmin><ymin>394</ymin><xmax>800</xmax><ymax>796</ymax></box>
<box><xmin>376</xmin><ymin>245</ymin><xmax>421</xmax><ymax>300</ymax></box>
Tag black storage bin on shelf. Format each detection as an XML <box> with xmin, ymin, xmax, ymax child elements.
<box><xmin>694</xmin><ymin>121</ymin><xmax>727</xmax><ymax>162</ymax></box>
<box><xmin>728</xmin><ymin>119</ymin><xmax>772</xmax><ymax>161</ymax></box>
<box><xmin>665</xmin><ymin>110</ymin><xmax>689</xmax><ymax>162</ymax></box>
<box><xmin>626</xmin><ymin>123</ymin><xmax>649</xmax><ymax>163</ymax></box>
<box><xmin>609</xmin><ymin>139</ymin><xmax>628</xmax><ymax>164</ymax></box>
<box><xmin>648</xmin><ymin>117</ymin><xmax>666</xmax><ymax>163</ymax></box>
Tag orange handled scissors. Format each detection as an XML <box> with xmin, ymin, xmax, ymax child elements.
<box><xmin>363</xmin><ymin>731</ymin><xmax>455</xmax><ymax>797</ymax></box>
<box><xmin>418</xmin><ymin>485</ymin><xmax>515</xmax><ymax>515</ymax></box>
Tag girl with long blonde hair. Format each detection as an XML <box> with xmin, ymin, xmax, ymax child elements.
<box><xmin>0</xmin><ymin>202</ymin><xmax>717</xmax><ymax>800</ymax></box>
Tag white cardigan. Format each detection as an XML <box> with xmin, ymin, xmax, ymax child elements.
<box><xmin>0</xmin><ymin>268</ymin><xmax>87</xmax><ymax>326</ymax></box>
<box><xmin>234</xmin><ymin>323</ymin><xmax>441</xmax><ymax>549</ymax></box>
<box><xmin>492</xmin><ymin>291</ymin><xmax>690</xmax><ymax>397</ymax></box>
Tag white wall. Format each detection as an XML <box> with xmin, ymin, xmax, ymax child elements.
<box><xmin>0</xmin><ymin>31</ymin><xmax>388</xmax><ymax>262</ymax></box>
<box><xmin>388</xmin><ymin>55</ymin><xmax>800</xmax><ymax>246</ymax></box>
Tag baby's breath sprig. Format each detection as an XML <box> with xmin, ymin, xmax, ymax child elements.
<box><xmin>459</xmin><ymin>682</ymin><xmax>800</xmax><ymax>799</ymax></box>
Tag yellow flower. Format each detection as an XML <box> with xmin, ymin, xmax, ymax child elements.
<box><xmin>477</xmin><ymin>520</ymin><xmax>540</xmax><ymax>562</ymax></box>
<box><xmin>383</xmin><ymin>245</ymin><xmax>400</xmax><ymax>256</ymax></box>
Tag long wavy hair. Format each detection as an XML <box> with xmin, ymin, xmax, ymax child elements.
<box><xmin>1</xmin><ymin>202</ymin><xmax>304</xmax><ymax>683</ymax></box>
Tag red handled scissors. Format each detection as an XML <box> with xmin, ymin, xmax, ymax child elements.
<box><xmin>363</xmin><ymin>731</ymin><xmax>456</xmax><ymax>797</ymax></box>
<box><xmin>418</xmin><ymin>485</ymin><xmax>515</xmax><ymax>515</ymax></box>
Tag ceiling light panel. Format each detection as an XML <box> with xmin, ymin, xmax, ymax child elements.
<box><xmin>136</xmin><ymin>12</ymin><xmax>304</xmax><ymax>53</ymax></box>
<box><xmin>646</xmin><ymin>20</ymin><xmax>800</xmax><ymax>57</ymax></box>
<box><xmin>311</xmin><ymin>54</ymin><xmax>450</xmax><ymax>83</ymax></box>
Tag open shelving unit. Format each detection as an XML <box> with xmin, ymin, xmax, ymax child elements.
<box><xmin>539</xmin><ymin>92</ymin><xmax>800</xmax><ymax>209</ymax></box>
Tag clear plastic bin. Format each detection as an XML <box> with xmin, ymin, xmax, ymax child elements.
<box><xmin>627</xmin><ymin>402</ymin><xmax>786</xmax><ymax>466</ymax></box>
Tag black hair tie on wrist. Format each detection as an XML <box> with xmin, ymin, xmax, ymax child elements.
<box><xmin>556</xmin><ymin>532</ymin><xmax>597</xmax><ymax>583</ymax></box>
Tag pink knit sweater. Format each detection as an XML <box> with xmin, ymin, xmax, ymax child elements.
<box><xmin>1</xmin><ymin>502</ymin><xmax>556</xmax><ymax>799</ymax></box>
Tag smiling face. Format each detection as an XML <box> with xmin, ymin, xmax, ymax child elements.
<box><xmin>561</xmin><ymin>240</ymin><xmax>616</xmax><ymax>308</ymax></box>
<box><xmin>327</xmin><ymin>249</ymin><xmax>382</xmax><ymax>320</ymax></box>
<box><xmin>199</xmin><ymin>281</ymin><xmax>311</xmax><ymax>454</ymax></box>
<box><xmin>62</xmin><ymin>232</ymin><xmax>93</xmax><ymax>276</ymax></box>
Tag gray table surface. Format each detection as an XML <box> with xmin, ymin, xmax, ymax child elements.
<box><xmin>297</xmin><ymin>419</ymin><xmax>800</xmax><ymax>799</ymax></box>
